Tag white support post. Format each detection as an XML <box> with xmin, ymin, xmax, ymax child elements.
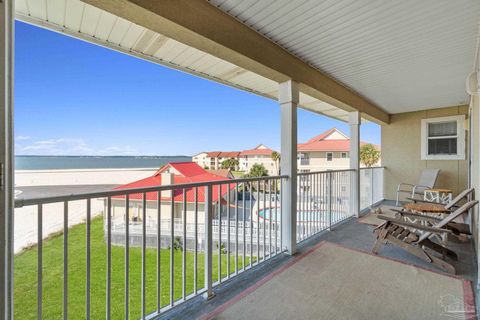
<box><xmin>0</xmin><ymin>0</ymin><xmax>14</xmax><ymax>319</ymax></box>
<box><xmin>0</xmin><ymin>1</ymin><xmax>14</xmax><ymax>319</ymax></box>
<box><xmin>349</xmin><ymin>111</ymin><xmax>361</xmax><ymax>217</ymax></box>
<box><xmin>279</xmin><ymin>80</ymin><xmax>298</xmax><ymax>255</ymax></box>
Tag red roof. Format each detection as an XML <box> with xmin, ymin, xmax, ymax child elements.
<box><xmin>297</xmin><ymin>128</ymin><xmax>350</xmax><ymax>151</ymax></box>
<box><xmin>206</xmin><ymin>151</ymin><xmax>221</xmax><ymax>157</ymax></box>
<box><xmin>240</xmin><ymin>144</ymin><xmax>275</xmax><ymax>156</ymax></box>
<box><xmin>156</xmin><ymin>162</ymin><xmax>206</xmax><ymax>176</ymax></box>
<box><xmin>114</xmin><ymin>162</ymin><xmax>234</xmax><ymax>203</ymax></box>
<box><xmin>206</xmin><ymin>151</ymin><xmax>240</xmax><ymax>158</ymax></box>
<box><xmin>298</xmin><ymin>140</ymin><xmax>351</xmax><ymax>152</ymax></box>
<box><xmin>299</xmin><ymin>128</ymin><xmax>353</xmax><ymax>152</ymax></box>
<box><xmin>207</xmin><ymin>169</ymin><xmax>232</xmax><ymax>178</ymax></box>
<box><xmin>298</xmin><ymin>140</ymin><xmax>375</xmax><ymax>152</ymax></box>
<box><xmin>221</xmin><ymin>151</ymin><xmax>240</xmax><ymax>158</ymax></box>
<box><xmin>306</xmin><ymin>128</ymin><xmax>342</xmax><ymax>143</ymax></box>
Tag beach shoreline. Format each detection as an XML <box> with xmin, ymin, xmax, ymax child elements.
<box><xmin>14</xmin><ymin>168</ymin><xmax>157</xmax><ymax>253</ymax></box>
<box><xmin>15</xmin><ymin>167</ymin><xmax>158</xmax><ymax>187</ymax></box>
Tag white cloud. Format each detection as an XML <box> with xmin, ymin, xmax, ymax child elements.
<box><xmin>15</xmin><ymin>135</ymin><xmax>32</xmax><ymax>141</ymax></box>
<box><xmin>16</xmin><ymin>137</ymin><xmax>140</xmax><ymax>156</ymax></box>
<box><xmin>17</xmin><ymin>138</ymin><xmax>94</xmax><ymax>155</ymax></box>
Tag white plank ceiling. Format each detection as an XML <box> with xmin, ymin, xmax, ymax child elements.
<box><xmin>14</xmin><ymin>0</ymin><xmax>351</xmax><ymax>122</ymax></box>
<box><xmin>208</xmin><ymin>0</ymin><xmax>480</xmax><ymax>113</ymax></box>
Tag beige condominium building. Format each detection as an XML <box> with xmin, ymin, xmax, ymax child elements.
<box><xmin>194</xmin><ymin>145</ymin><xmax>278</xmax><ymax>175</ymax></box>
<box><xmin>298</xmin><ymin>128</ymin><xmax>380</xmax><ymax>172</ymax></box>
<box><xmin>192</xmin><ymin>151</ymin><xmax>241</xmax><ymax>170</ymax></box>
<box><xmin>194</xmin><ymin>128</ymin><xmax>380</xmax><ymax>176</ymax></box>
<box><xmin>239</xmin><ymin>144</ymin><xmax>277</xmax><ymax>175</ymax></box>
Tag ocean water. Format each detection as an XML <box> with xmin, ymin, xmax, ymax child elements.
<box><xmin>15</xmin><ymin>155</ymin><xmax>192</xmax><ymax>170</ymax></box>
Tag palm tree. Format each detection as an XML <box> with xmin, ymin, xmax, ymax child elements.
<box><xmin>360</xmin><ymin>144</ymin><xmax>380</xmax><ymax>167</ymax></box>
<box><xmin>271</xmin><ymin>151</ymin><xmax>280</xmax><ymax>175</ymax></box>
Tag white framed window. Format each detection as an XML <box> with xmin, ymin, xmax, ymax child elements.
<box><xmin>421</xmin><ymin>115</ymin><xmax>465</xmax><ymax>160</ymax></box>
<box><xmin>298</xmin><ymin>152</ymin><xmax>310</xmax><ymax>165</ymax></box>
<box><xmin>341</xmin><ymin>152</ymin><xmax>347</xmax><ymax>158</ymax></box>
<box><xmin>326</xmin><ymin>152</ymin><xmax>333</xmax><ymax>161</ymax></box>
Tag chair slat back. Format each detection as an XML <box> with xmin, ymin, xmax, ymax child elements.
<box><xmin>445</xmin><ymin>188</ymin><xmax>475</xmax><ymax>210</ymax></box>
<box><xmin>418</xmin><ymin>200</ymin><xmax>478</xmax><ymax>243</ymax></box>
<box><xmin>418</xmin><ymin>169</ymin><xmax>440</xmax><ymax>188</ymax></box>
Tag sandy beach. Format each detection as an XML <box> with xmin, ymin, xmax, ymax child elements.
<box><xmin>15</xmin><ymin>168</ymin><xmax>157</xmax><ymax>186</ymax></box>
<box><xmin>14</xmin><ymin>168</ymin><xmax>156</xmax><ymax>253</ymax></box>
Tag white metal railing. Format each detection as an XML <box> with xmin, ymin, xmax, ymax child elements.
<box><xmin>13</xmin><ymin>175</ymin><xmax>287</xmax><ymax>320</ymax></box>
<box><xmin>296</xmin><ymin>169</ymin><xmax>355</xmax><ymax>242</ymax></box>
<box><xmin>12</xmin><ymin>168</ymin><xmax>367</xmax><ymax>319</ymax></box>
<box><xmin>360</xmin><ymin>167</ymin><xmax>385</xmax><ymax>210</ymax></box>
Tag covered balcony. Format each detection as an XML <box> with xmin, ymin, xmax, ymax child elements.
<box><xmin>1</xmin><ymin>0</ymin><xmax>480</xmax><ymax>320</ymax></box>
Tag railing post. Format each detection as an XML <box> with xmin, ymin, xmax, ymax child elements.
<box><xmin>328</xmin><ymin>172</ymin><xmax>332</xmax><ymax>229</ymax></box>
<box><xmin>203</xmin><ymin>185</ymin><xmax>215</xmax><ymax>300</ymax></box>
<box><xmin>279</xmin><ymin>80</ymin><xmax>298</xmax><ymax>255</ymax></box>
<box><xmin>349</xmin><ymin>112</ymin><xmax>361</xmax><ymax>217</ymax></box>
<box><xmin>371</xmin><ymin>168</ymin><xmax>374</xmax><ymax>206</ymax></box>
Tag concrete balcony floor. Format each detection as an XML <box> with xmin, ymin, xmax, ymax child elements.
<box><xmin>157</xmin><ymin>200</ymin><xmax>477</xmax><ymax>320</ymax></box>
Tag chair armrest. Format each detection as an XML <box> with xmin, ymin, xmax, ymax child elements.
<box><xmin>415</xmin><ymin>185</ymin><xmax>432</xmax><ymax>189</ymax></box>
<box><xmin>394</xmin><ymin>210</ymin><xmax>442</xmax><ymax>222</ymax></box>
<box><xmin>397</xmin><ymin>183</ymin><xmax>414</xmax><ymax>190</ymax></box>
<box><xmin>397</xmin><ymin>183</ymin><xmax>415</xmax><ymax>195</ymax></box>
<box><xmin>377</xmin><ymin>215</ymin><xmax>452</xmax><ymax>234</ymax></box>
<box><xmin>399</xmin><ymin>183</ymin><xmax>415</xmax><ymax>187</ymax></box>
<box><xmin>412</xmin><ymin>185</ymin><xmax>432</xmax><ymax>194</ymax></box>
<box><xmin>405</xmin><ymin>197</ymin><xmax>435</xmax><ymax>204</ymax></box>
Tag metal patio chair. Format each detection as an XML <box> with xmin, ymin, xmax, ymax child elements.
<box><xmin>396</xmin><ymin>168</ymin><xmax>440</xmax><ymax>205</ymax></box>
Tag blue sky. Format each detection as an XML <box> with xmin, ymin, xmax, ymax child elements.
<box><xmin>15</xmin><ymin>21</ymin><xmax>380</xmax><ymax>156</ymax></box>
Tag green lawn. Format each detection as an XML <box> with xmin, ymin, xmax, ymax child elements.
<box><xmin>14</xmin><ymin>217</ymin><xmax>251</xmax><ymax>319</ymax></box>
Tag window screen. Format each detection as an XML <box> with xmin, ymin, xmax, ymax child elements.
<box><xmin>427</xmin><ymin>121</ymin><xmax>457</xmax><ymax>155</ymax></box>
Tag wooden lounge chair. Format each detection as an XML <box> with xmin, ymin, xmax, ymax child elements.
<box><xmin>395</xmin><ymin>188</ymin><xmax>475</xmax><ymax>236</ymax></box>
<box><xmin>371</xmin><ymin>200</ymin><xmax>478</xmax><ymax>274</ymax></box>
<box><xmin>406</xmin><ymin>187</ymin><xmax>474</xmax><ymax>212</ymax></box>
<box><xmin>396</xmin><ymin>168</ymin><xmax>440</xmax><ymax>205</ymax></box>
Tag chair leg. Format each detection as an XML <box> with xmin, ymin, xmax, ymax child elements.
<box><xmin>372</xmin><ymin>226</ymin><xmax>388</xmax><ymax>254</ymax></box>
<box><xmin>386</xmin><ymin>235</ymin><xmax>432</xmax><ymax>262</ymax></box>
<box><xmin>427</xmin><ymin>253</ymin><xmax>456</xmax><ymax>274</ymax></box>
<box><xmin>387</xmin><ymin>235</ymin><xmax>456</xmax><ymax>274</ymax></box>
<box><xmin>421</xmin><ymin>239</ymin><xmax>458</xmax><ymax>261</ymax></box>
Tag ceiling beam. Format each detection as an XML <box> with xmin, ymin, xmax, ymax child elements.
<box><xmin>83</xmin><ymin>0</ymin><xmax>390</xmax><ymax>124</ymax></box>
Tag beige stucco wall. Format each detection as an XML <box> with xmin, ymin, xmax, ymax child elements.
<box><xmin>382</xmin><ymin>105</ymin><xmax>469</xmax><ymax>201</ymax></box>
<box><xmin>192</xmin><ymin>153</ymin><xmax>209</xmax><ymax>169</ymax></box>
<box><xmin>240</xmin><ymin>155</ymin><xmax>277</xmax><ymax>175</ymax></box>
<box><xmin>298</xmin><ymin>151</ymin><xmax>350</xmax><ymax>171</ymax></box>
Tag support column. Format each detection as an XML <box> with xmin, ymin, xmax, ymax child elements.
<box><xmin>0</xmin><ymin>1</ymin><xmax>14</xmax><ymax>318</ymax></box>
<box><xmin>349</xmin><ymin>111</ymin><xmax>361</xmax><ymax>217</ymax></box>
<box><xmin>279</xmin><ymin>80</ymin><xmax>298</xmax><ymax>255</ymax></box>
